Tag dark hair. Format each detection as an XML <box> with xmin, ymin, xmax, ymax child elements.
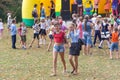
<box><xmin>40</xmin><ymin>3</ymin><xmax>43</xmax><ymax>6</ymax></box>
<box><xmin>84</xmin><ymin>15</ymin><xmax>89</xmax><ymax>31</ymax></box>
<box><xmin>12</xmin><ymin>20</ymin><xmax>16</xmax><ymax>23</ymax></box>
<box><xmin>35</xmin><ymin>19</ymin><xmax>38</xmax><ymax>23</ymax></box>
<box><xmin>34</xmin><ymin>4</ymin><xmax>37</xmax><ymax>8</ymax></box>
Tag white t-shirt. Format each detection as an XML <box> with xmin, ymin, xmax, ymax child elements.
<box><xmin>33</xmin><ymin>24</ymin><xmax>40</xmax><ymax>33</ymax></box>
<box><xmin>21</xmin><ymin>26</ymin><xmax>27</xmax><ymax>35</ymax></box>
<box><xmin>41</xmin><ymin>22</ymin><xmax>46</xmax><ymax>29</ymax></box>
<box><xmin>91</xmin><ymin>17</ymin><xmax>97</xmax><ymax>24</ymax></box>
<box><xmin>94</xmin><ymin>23</ymin><xmax>101</xmax><ymax>30</ymax></box>
<box><xmin>0</xmin><ymin>22</ymin><xmax>3</xmax><ymax>29</ymax></box>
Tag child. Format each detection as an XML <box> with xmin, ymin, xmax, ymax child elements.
<box><xmin>110</xmin><ymin>28</ymin><xmax>120</xmax><ymax>59</ymax></box>
<box><xmin>51</xmin><ymin>22</ymin><xmax>67</xmax><ymax>76</ymax></box>
<box><xmin>39</xmin><ymin>18</ymin><xmax>47</xmax><ymax>45</ymax></box>
<box><xmin>18</xmin><ymin>23</ymin><xmax>22</xmax><ymax>47</ymax></box>
<box><xmin>47</xmin><ymin>21</ymin><xmax>54</xmax><ymax>51</ymax></box>
<box><xmin>10</xmin><ymin>20</ymin><xmax>17</xmax><ymax>49</ymax></box>
<box><xmin>45</xmin><ymin>16</ymin><xmax>51</xmax><ymax>33</ymax></box>
<box><xmin>7</xmin><ymin>13</ymin><xmax>12</xmax><ymax>29</ymax></box>
<box><xmin>20</xmin><ymin>22</ymin><xmax>27</xmax><ymax>49</ymax></box>
<box><xmin>67</xmin><ymin>23</ymin><xmax>80</xmax><ymax>75</ymax></box>
<box><xmin>0</xmin><ymin>19</ymin><xmax>4</xmax><ymax>39</ymax></box>
<box><xmin>29</xmin><ymin>19</ymin><xmax>40</xmax><ymax>48</ymax></box>
<box><xmin>93</xmin><ymin>20</ymin><xmax>101</xmax><ymax>46</ymax></box>
<box><xmin>99</xmin><ymin>19</ymin><xmax>110</xmax><ymax>49</ymax></box>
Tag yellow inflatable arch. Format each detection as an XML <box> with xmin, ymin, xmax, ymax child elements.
<box><xmin>22</xmin><ymin>0</ymin><xmax>106</xmax><ymax>27</ymax></box>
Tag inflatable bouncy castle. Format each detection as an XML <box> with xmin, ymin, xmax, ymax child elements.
<box><xmin>22</xmin><ymin>0</ymin><xmax>106</xmax><ymax>27</ymax></box>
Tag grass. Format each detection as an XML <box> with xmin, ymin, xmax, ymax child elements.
<box><xmin>0</xmin><ymin>25</ymin><xmax>120</xmax><ymax>80</ymax></box>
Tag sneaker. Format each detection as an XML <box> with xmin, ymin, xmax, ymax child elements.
<box><xmin>98</xmin><ymin>46</ymin><xmax>102</xmax><ymax>49</ymax></box>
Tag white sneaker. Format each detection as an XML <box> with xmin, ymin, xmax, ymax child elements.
<box><xmin>39</xmin><ymin>39</ymin><xmax>42</xmax><ymax>44</ymax></box>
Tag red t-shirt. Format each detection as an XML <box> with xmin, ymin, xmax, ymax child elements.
<box><xmin>53</xmin><ymin>31</ymin><xmax>65</xmax><ymax>43</ymax></box>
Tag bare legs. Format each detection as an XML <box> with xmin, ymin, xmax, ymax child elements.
<box><xmin>52</xmin><ymin>52</ymin><xmax>66</xmax><ymax>76</ymax></box>
<box><xmin>69</xmin><ymin>55</ymin><xmax>78</xmax><ymax>74</ymax></box>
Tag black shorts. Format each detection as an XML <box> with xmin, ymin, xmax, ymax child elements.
<box><xmin>49</xmin><ymin>34</ymin><xmax>54</xmax><ymax>39</ymax></box>
<box><xmin>33</xmin><ymin>33</ymin><xmax>39</xmax><ymax>40</ymax></box>
<box><xmin>69</xmin><ymin>43</ymin><xmax>80</xmax><ymax>56</ymax></box>
<box><xmin>21</xmin><ymin>35</ymin><xmax>26</xmax><ymax>42</ymax></box>
<box><xmin>39</xmin><ymin>29</ymin><xmax>46</xmax><ymax>35</ymax></box>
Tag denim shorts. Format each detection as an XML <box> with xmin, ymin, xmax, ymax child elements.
<box><xmin>110</xmin><ymin>42</ymin><xmax>119</xmax><ymax>51</ymax></box>
<box><xmin>53</xmin><ymin>44</ymin><xmax>64</xmax><ymax>53</ymax></box>
<box><xmin>83</xmin><ymin>32</ymin><xmax>92</xmax><ymax>46</ymax></box>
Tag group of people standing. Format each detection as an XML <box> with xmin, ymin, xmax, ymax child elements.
<box><xmin>75</xmin><ymin>0</ymin><xmax>120</xmax><ymax>17</ymax></box>
<box><xmin>32</xmin><ymin>0</ymin><xmax>55</xmax><ymax>22</ymax></box>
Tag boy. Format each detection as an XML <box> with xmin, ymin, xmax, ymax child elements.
<box><xmin>110</xmin><ymin>28</ymin><xmax>120</xmax><ymax>59</ymax></box>
<box><xmin>10</xmin><ymin>20</ymin><xmax>17</xmax><ymax>49</ymax></box>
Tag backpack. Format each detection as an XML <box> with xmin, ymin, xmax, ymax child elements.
<box><xmin>32</xmin><ymin>10</ymin><xmax>37</xmax><ymax>17</ymax></box>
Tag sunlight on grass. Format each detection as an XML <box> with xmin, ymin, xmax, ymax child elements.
<box><xmin>0</xmin><ymin>24</ymin><xmax>120</xmax><ymax>80</ymax></box>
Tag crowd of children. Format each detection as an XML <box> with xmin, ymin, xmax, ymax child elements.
<box><xmin>0</xmin><ymin>11</ymin><xmax>120</xmax><ymax>76</ymax></box>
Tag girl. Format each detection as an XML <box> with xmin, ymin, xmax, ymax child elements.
<box><xmin>93</xmin><ymin>20</ymin><xmax>101</xmax><ymax>46</ymax></box>
<box><xmin>110</xmin><ymin>28</ymin><xmax>120</xmax><ymax>59</ymax></box>
<box><xmin>47</xmin><ymin>20</ymin><xmax>55</xmax><ymax>51</ymax></box>
<box><xmin>82</xmin><ymin>15</ymin><xmax>93</xmax><ymax>55</ymax></box>
<box><xmin>67</xmin><ymin>23</ymin><xmax>80</xmax><ymax>75</ymax></box>
<box><xmin>39</xmin><ymin>18</ymin><xmax>47</xmax><ymax>45</ymax></box>
<box><xmin>98</xmin><ymin>18</ymin><xmax>110</xmax><ymax>49</ymax></box>
<box><xmin>29</xmin><ymin>19</ymin><xmax>40</xmax><ymax>48</ymax></box>
<box><xmin>104</xmin><ymin>0</ymin><xmax>111</xmax><ymax>17</ymax></box>
<box><xmin>51</xmin><ymin>22</ymin><xmax>67</xmax><ymax>76</ymax></box>
<box><xmin>20</xmin><ymin>23</ymin><xmax>27</xmax><ymax>49</ymax></box>
<box><xmin>0</xmin><ymin>19</ymin><xmax>4</xmax><ymax>39</ymax></box>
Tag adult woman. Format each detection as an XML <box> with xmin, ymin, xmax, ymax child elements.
<box><xmin>67</xmin><ymin>23</ymin><xmax>80</xmax><ymax>75</ymax></box>
<box><xmin>50</xmin><ymin>0</ymin><xmax>56</xmax><ymax>19</ymax></box>
<box><xmin>51</xmin><ymin>22</ymin><xmax>67</xmax><ymax>76</ymax></box>
<box><xmin>82</xmin><ymin>15</ymin><xmax>93</xmax><ymax>55</ymax></box>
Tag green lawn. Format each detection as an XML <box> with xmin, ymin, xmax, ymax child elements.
<box><xmin>0</xmin><ymin>25</ymin><xmax>120</xmax><ymax>80</ymax></box>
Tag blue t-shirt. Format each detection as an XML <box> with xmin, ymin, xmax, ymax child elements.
<box><xmin>10</xmin><ymin>24</ymin><xmax>17</xmax><ymax>36</ymax></box>
<box><xmin>67</xmin><ymin>30</ymin><xmax>80</xmax><ymax>43</ymax></box>
<box><xmin>82</xmin><ymin>22</ymin><xmax>91</xmax><ymax>33</ymax></box>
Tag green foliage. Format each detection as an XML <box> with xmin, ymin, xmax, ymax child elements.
<box><xmin>0</xmin><ymin>0</ymin><xmax>22</xmax><ymax>22</ymax></box>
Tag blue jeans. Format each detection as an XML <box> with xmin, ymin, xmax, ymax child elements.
<box><xmin>110</xmin><ymin>42</ymin><xmax>119</xmax><ymax>51</ymax></box>
<box><xmin>93</xmin><ymin>30</ymin><xmax>101</xmax><ymax>45</ymax></box>
<box><xmin>11</xmin><ymin>35</ymin><xmax>16</xmax><ymax>48</ymax></box>
<box><xmin>83</xmin><ymin>32</ymin><xmax>92</xmax><ymax>46</ymax></box>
